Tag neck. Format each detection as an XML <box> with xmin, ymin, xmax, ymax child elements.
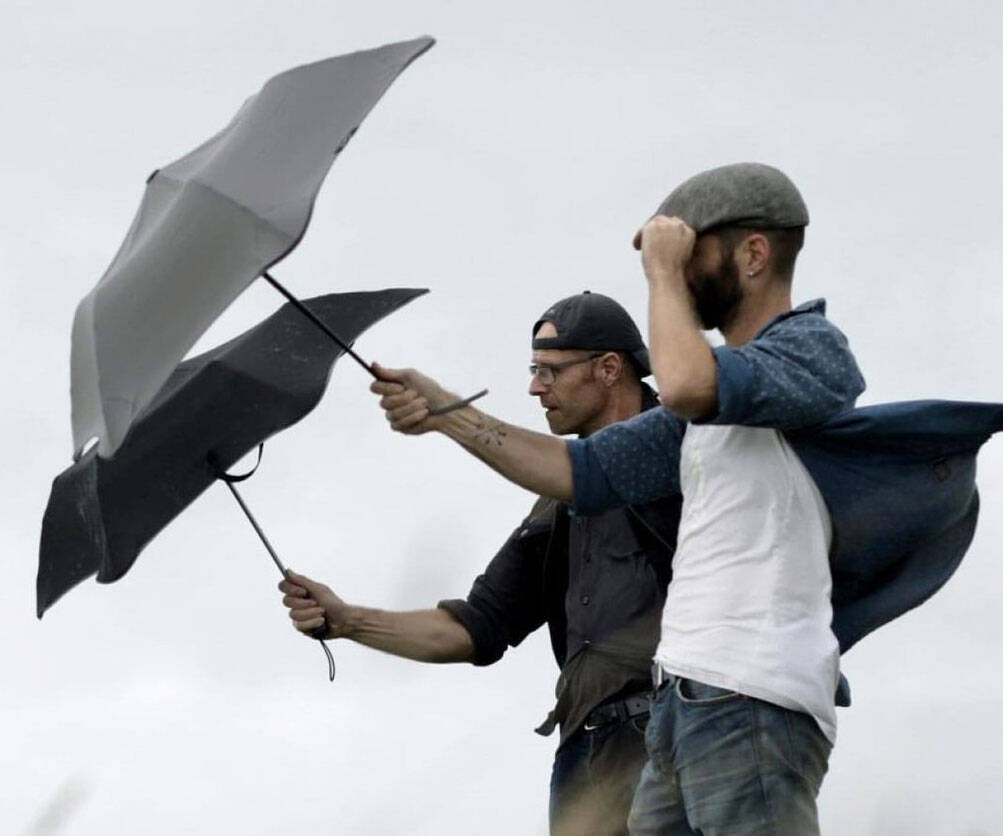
<box><xmin>721</xmin><ymin>277</ymin><xmax>793</xmax><ymax>347</ymax></box>
<box><xmin>579</xmin><ymin>382</ymin><xmax>644</xmax><ymax>437</ymax></box>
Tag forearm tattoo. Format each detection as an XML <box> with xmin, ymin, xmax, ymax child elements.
<box><xmin>472</xmin><ymin>417</ymin><xmax>508</xmax><ymax>447</ymax></box>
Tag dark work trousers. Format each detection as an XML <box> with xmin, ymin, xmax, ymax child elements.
<box><xmin>549</xmin><ymin>714</ymin><xmax>649</xmax><ymax>836</ymax></box>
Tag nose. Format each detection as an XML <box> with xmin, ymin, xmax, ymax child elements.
<box><xmin>528</xmin><ymin>374</ymin><xmax>548</xmax><ymax>396</ymax></box>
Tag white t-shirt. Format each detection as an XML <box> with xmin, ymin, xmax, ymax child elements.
<box><xmin>655</xmin><ymin>422</ymin><xmax>840</xmax><ymax>743</ymax></box>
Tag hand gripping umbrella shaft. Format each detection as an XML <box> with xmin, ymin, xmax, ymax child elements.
<box><xmin>212</xmin><ymin>450</ymin><xmax>335</xmax><ymax>681</ymax></box>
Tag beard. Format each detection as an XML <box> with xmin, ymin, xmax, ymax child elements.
<box><xmin>688</xmin><ymin>255</ymin><xmax>744</xmax><ymax>330</ymax></box>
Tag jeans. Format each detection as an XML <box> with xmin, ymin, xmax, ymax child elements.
<box><xmin>550</xmin><ymin>712</ymin><xmax>649</xmax><ymax>835</ymax></box>
<box><xmin>627</xmin><ymin>677</ymin><xmax>832</xmax><ymax>836</ymax></box>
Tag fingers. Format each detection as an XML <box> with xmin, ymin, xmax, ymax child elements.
<box><xmin>636</xmin><ymin>215</ymin><xmax>696</xmax><ymax>275</ymax></box>
<box><xmin>370</xmin><ymin>378</ymin><xmax>405</xmax><ymax>396</ymax></box>
<box><xmin>644</xmin><ymin>214</ymin><xmax>695</xmax><ymax>240</ymax></box>
<box><xmin>289</xmin><ymin>605</ymin><xmax>326</xmax><ymax>633</ymax></box>
<box><xmin>278</xmin><ymin>578</ymin><xmax>307</xmax><ymax>596</ymax></box>
<box><xmin>385</xmin><ymin>396</ymin><xmax>430</xmax><ymax>431</ymax></box>
<box><xmin>379</xmin><ymin>389</ymin><xmax>424</xmax><ymax>412</ymax></box>
<box><xmin>371</xmin><ymin>362</ymin><xmax>411</xmax><ymax>384</ymax></box>
<box><xmin>284</xmin><ymin>570</ymin><xmax>324</xmax><ymax>596</ymax></box>
<box><xmin>278</xmin><ymin>571</ymin><xmax>330</xmax><ymax>635</ymax></box>
<box><xmin>372</xmin><ymin>381</ymin><xmax>431</xmax><ymax>431</ymax></box>
<box><xmin>282</xmin><ymin>594</ymin><xmax>319</xmax><ymax>610</ymax></box>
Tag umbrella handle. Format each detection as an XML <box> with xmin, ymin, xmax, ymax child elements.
<box><xmin>427</xmin><ymin>388</ymin><xmax>489</xmax><ymax>416</ymax></box>
<box><xmin>313</xmin><ymin>630</ymin><xmax>336</xmax><ymax>681</ymax></box>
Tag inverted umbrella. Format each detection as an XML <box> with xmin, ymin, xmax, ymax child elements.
<box><xmin>71</xmin><ymin>36</ymin><xmax>482</xmax><ymax>460</ymax></box>
<box><xmin>41</xmin><ymin>289</ymin><xmax>425</xmax><ymax>677</ymax></box>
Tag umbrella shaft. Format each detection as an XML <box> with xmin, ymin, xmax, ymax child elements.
<box><xmin>262</xmin><ymin>272</ymin><xmax>376</xmax><ymax>378</ymax></box>
<box><xmin>219</xmin><ymin>478</ymin><xmax>335</xmax><ymax>681</ymax></box>
<box><xmin>222</xmin><ymin>480</ymin><xmax>287</xmax><ymax>577</ymax></box>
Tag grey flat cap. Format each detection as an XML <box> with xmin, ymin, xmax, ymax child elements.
<box><xmin>656</xmin><ymin>162</ymin><xmax>809</xmax><ymax>233</ymax></box>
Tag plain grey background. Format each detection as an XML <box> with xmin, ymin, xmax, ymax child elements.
<box><xmin>3</xmin><ymin>2</ymin><xmax>1002</xmax><ymax>834</ymax></box>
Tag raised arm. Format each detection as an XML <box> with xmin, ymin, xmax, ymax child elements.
<box><xmin>371</xmin><ymin>364</ymin><xmax>574</xmax><ymax>502</ymax></box>
<box><xmin>634</xmin><ymin>217</ymin><xmax>718</xmax><ymax>421</ymax></box>
<box><xmin>635</xmin><ymin>216</ymin><xmax>864</xmax><ymax>429</ymax></box>
<box><xmin>280</xmin><ymin>571</ymin><xmax>474</xmax><ymax>663</ymax></box>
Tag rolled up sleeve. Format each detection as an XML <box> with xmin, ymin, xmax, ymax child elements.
<box><xmin>566</xmin><ymin>408</ymin><xmax>684</xmax><ymax>515</ymax></box>
<box><xmin>706</xmin><ymin>311</ymin><xmax>866</xmax><ymax>429</ymax></box>
<box><xmin>437</xmin><ymin>505</ymin><xmax>553</xmax><ymax>666</ymax></box>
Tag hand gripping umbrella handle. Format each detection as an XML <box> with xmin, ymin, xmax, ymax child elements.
<box><xmin>209</xmin><ymin>448</ymin><xmax>335</xmax><ymax>682</ymax></box>
<box><xmin>261</xmin><ymin>272</ymin><xmax>488</xmax><ymax>415</ymax></box>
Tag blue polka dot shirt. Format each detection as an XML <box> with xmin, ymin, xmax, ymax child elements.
<box><xmin>567</xmin><ymin>299</ymin><xmax>866</xmax><ymax>515</ymax></box>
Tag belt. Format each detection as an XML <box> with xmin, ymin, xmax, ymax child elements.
<box><xmin>583</xmin><ymin>692</ymin><xmax>651</xmax><ymax>731</ymax></box>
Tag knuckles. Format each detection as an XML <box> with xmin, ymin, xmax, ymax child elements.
<box><xmin>646</xmin><ymin>215</ymin><xmax>691</xmax><ymax>236</ymax></box>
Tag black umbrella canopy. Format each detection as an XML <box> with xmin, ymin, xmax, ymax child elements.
<box><xmin>39</xmin><ymin>288</ymin><xmax>426</xmax><ymax>617</ymax></box>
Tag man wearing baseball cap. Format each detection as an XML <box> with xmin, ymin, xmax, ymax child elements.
<box><xmin>281</xmin><ymin>292</ymin><xmax>682</xmax><ymax>835</ymax></box>
<box><xmin>371</xmin><ymin>162</ymin><xmax>865</xmax><ymax>833</ymax></box>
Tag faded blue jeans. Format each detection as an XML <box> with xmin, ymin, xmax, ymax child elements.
<box><xmin>627</xmin><ymin>676</ymin><xmax>831</xmax><ymax>835</ymax></box>
<box><xmin>550</xmin><ymin>713</ymin><xmax>649</xmax><ymax>835</ymax></box>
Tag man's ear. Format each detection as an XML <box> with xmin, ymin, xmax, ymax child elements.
<box><xmin>597</xmin><ymin>352</ymin><xmax>623</xmax><ymax>386</ymax></box>
<box><xmin>739</xmin><ymin>232</ymin><xmax>771</xmax><ymax>277</ymax></box>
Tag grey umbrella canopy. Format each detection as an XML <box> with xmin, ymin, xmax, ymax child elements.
<box><xmin>71</xmin><ymin>37</ymin><xmax>435</xmax><ymax>459</ymax></box>
<box><xmin>41</xmin><ymin>288</ymin><xmax>426</xmax><ymax>618</ymax></box>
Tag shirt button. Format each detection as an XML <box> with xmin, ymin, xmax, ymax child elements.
<box><xmin>581</xmin><ymin>595</ymin><xmax>591</xmax><ymax>605</ymax></box>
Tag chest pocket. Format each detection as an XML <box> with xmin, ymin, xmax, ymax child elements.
<box><xmin>589</xmin><ymin>512</ymin><xmax>660</xmax><ymax>611</ymax></box>
<box><xmin>594</xmin><ymin>510</ymin><xmax>645</xmax><ymax>562</ymax></box>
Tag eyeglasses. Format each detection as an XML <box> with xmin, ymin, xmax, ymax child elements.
<box><xmin>529</xmin><ymin>353</ymin><xmax>605</xmax><ymax>386</ymax></box>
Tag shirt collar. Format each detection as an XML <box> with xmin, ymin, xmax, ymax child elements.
<box><xmin>751</xmin><ymin>298</ymin><xmax>827</xmax><ymax>341</ymax></box>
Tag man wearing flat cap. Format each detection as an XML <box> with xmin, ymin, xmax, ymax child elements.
<box><xmin>281</xmin><ymin>292</ymin><xmax>682</xmax><ymax>835</ymax></box>
<box><xmin>371</xmin><ymin>161</ymin><xmax>865</xmax><ymax>834</ymax></box>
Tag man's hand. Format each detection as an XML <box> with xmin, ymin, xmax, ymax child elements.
<box><xmin>632</xmin><ymin>215</ymin><xmax>696</xmax><ymax>284</ymax></box>
<box><xmin>370</xmin><ymin>363</ymin><xmax>456</xmax><ymax>434</ymax></box>
<box><xmin>279</xmin><ymin>571</ymin><xmax>350</xmax><ymax>640</ymax></box>
<box><xmin>370</xmin><ymin>365</ymin><xmax>574</xmax><ymax>503</ymax></box>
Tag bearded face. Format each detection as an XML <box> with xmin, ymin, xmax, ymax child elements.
<box><xmin>686</xmin><ymin>237</ymin><xmax>744</xmax><ymax>330</ymax></box>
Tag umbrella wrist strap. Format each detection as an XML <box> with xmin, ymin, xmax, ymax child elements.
<box><xmin>215</xmin><ymin>444</ymin><xmax>264</xmax><ymax>484</ymax></box>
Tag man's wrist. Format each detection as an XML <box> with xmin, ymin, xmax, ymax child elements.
<box><xmin>646</xmin><ymin>263</ymin><xmax>687</xmax><ymax>289</ymax></box>
<box><xmin>339</xmin><ymin>604</ymin><xmax>365</xmax><ymax>638</ymax></box>
<box><xmin>437</xmin><ymin>406</ymin><xmax>503</xmax><ymax>448</ymax></box>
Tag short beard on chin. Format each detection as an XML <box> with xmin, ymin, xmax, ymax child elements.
<box><xmin>545</xmin><ymin>407</ymin><xmax>587</xmax><ymax>437</ymax></box>
<box><xmin>689</xmin><ymin>256</ymin><xmax>744</xmax><ymax>330</ymax></box>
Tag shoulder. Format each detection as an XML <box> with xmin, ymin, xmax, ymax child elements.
<box><xmin>519</xmin><ymin>495</ymin><xmax>561</xmax><ymax>533</ymax></box>
<box><xmin>751</xmin><ymin>298</ymin><xmax>858</xmax><ymax>362</ymax></box>
<box><xmin>759</xmin><ymin>299</ymin><xmax>841</xmax><ymax>338</ymax></box>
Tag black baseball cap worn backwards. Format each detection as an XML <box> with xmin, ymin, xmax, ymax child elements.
<box><xmin>532</xmin><ymin>291</ymin><xmax>651</xmax><ymax>377</ymax></box>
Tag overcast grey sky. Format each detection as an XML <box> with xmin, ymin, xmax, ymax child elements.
<box><xmin>3</xmin><ymin>1</ymin><xmax>1003</xmax><ymax>833</ymax></box>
